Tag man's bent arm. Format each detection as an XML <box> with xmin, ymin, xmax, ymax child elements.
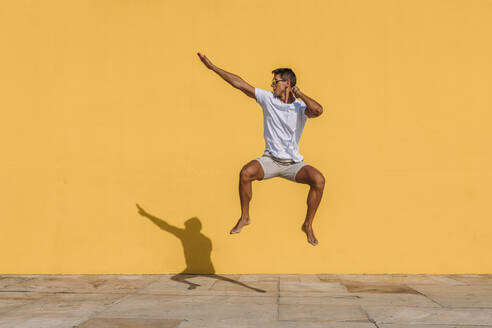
<box><xmin>197</xmin><ymin>52</ymin><xmax>255</xmax><ymax>99</ymax></box>
<box><xmin>293</xmin><ymin>87</ymin><xmax>323</xmax><ymax>118</ymax></box>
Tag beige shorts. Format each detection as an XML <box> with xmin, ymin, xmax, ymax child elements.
<box><xmin>255</xmin><ymin>152</ymin><xmax>309</xmax><ymax>182</ymax></box>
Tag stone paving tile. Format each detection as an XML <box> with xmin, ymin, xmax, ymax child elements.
<box><xmin>0</xmin><ymin>275</ymin><xmax>158</xmax><ymax>294</ymax></box>
<box><xmin>409</xmin><ymin>284</ymin><xmax>492</xmax><ymax>295</ymax></box>
<box><xmin>0</xmin><ymin>291</ymin><xmax>50</xmax><ymax>300</ymax></box>
<box><xmin>279</xmin><ymin>303</ymin><xmax>368</xmax><ymax>322</ymax></box>
<box><xmin>0</xmin><ymin>294</ymin><xmax>121</xmax><ymax>327</ymax></box>
<box><xmin>6</xmin><ymin>293</ymin><xmax>125</xmax><ymax>316</ymax></box>
<box><xmin>426</xmin><ymin>275</ymin><xmax>468</xmax><ymax>286</ymax></box>
<box><xmin>77</xmin><ymin>317</ymin><xmax>182</xmax><ymax>327</ymax></box>
<box><xmin>0</xmin><ymin>313</ymin><xmax>89</xmax><ymax>328</ymax></box>
<box><xmin>210</xmin><ymin>279</ymin><xmax>277</xmax><ymax>294</ymax></box>
<box><xmin>381</xmin><ymin>325</ymin><xmax>492</xmax><ymax>328</ymax></box>
<box><xmin>426</xmin><ymin>294</ymin><xmax>492</xmax><ymax>308</ymax></box>
<box><xmin>443</xmin><ymin>274</ymin><xmax>492</xmax><ymax>285</ymax></box>
<box><xmin>318</xmin><ymin>276</ymin><xmax>416</xmax><ymax>294</ymax></box>
<box><xmin>317</xmin><ymin>274</ymin><xmax>340</xmax><ymax>280</ymax></box>
<box><xmin>319</xmin><ymin>274</ymin><xmax>466</xmax><ymax>286</ymax></box>
<box><xmin>280</xmin><ymin>281</ymin><xmax>349</xmax><ymax>294</ymax></box>
<box><xmin>136</xmin><ymin>289</ymin><xmax>276</xmax><ymax>297</ymax></box>
<box><xmin>0</xmin><ymin>292</ymin><xmax>50</xmax><ymax>314</ymax></box>
<box><xmin>179</xmin><ymin>319</ymin><xmax>376</xmax><ymax>328</ymax></box>
<box><xmin>299</xmin><ymin>275</ymin><xmax>322</xmax><ymax>283</ymax></box>
<box><xmin>0</xmin><ymin>299</ymin><xmax>36</xmax><ymax>315</ymax></box>
<box><xmin>364</xmin><ymin>306</ymin><xmax>492</xmax><ymax>325</ymax></box>
<box><xmin>238</xmin><ymin>274</ymin><xmax>279</xmax><ymax>282</ymax></box>
<box><xmin>135</xmin><ymin>274</ymin><xmax>274</xmax><ymax>296</ymax></box>
<box><xmin>0</xmin><ymin>276</ymin><xmax>38</xmax><ymax>289</ymax></box>
<box><xmin>135</xmin><ymin>276</ymin><xmax>216</xmax><ymax>295</ymax></box>
<box><xmin>112</xmin><ymin>294</ymin><xmax>276</xmax><ymax>304</ymax></box>
<box><xmin>279</xmin><ymin>275</ymin><xmax>300</xmax><ymax>282</ymax></box>
<box><xmin>409</xmin><ymin>275</ymin><xmax>456</xmax><ymax>285</ymax></box>
<box><xmin>408</xmin><ymin>284</ymin><xmax>492</xmax><ymax>298</ymax></box>
<box><xmin>356</xmin><ymin>293</ymin><xmax>440</xmax><ymax>308</ymax></box>
<box><xmin>407</xmin><ymin>284</ymin><xmax>492</xmax><ymax>308</ymax></box>
<box><xmin>342</xmin><ymin>282</ymin><xmax>419</xmax><ymax>294</ymax></box>
<box><xmin>279</xmin><ymin>295</ymin><xmax>361</xmax><ymax>305</ymax></box>
<box><xmin>280</xmin><ymin>293</ymin><xmax>440</xmax><ymax>308</ymax></box>
<box><xmin>319</xmin><ymin>274</ymin><xmax>411</xmax><ymax>283</ymax></box>
<box><xmin>280</xmin><ymin>291</ymin><xmax>359</xmax><ymax>298</ymax></box>
<box><xmin>97</xmin><ymin>294</ymin><xmax>277</xmax><ymax>321</ymax></box>
<box><xmin>319</xmin><ymin>276</ymin><xmax>468</xmax><ymax>295</ymax></box>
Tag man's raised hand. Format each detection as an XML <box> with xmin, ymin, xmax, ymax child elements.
<box><xmin>196</xmin><ymin>52</ymin><xmax>255</xmax><ymax>99</ymax></box>
<box><xmin>197</xmin><ymin>52</ymin><xmax>215</xmax><ymax>70</ymax></box>
<box><xmin>291</xmin><ymin>85</ymin><xmax>302</xmax><ymax>98</ymax></box>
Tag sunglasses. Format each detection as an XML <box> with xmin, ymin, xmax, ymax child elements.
<box><xmin>271</xmin><ymin>78</ymin><xmax>287</xmax><ymax>85</ymax></box>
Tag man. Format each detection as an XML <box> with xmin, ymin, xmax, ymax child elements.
<box><xmin>197</xmin><ymin>52</ymin><xmax>325</xmax><ymax>246</ymax></box>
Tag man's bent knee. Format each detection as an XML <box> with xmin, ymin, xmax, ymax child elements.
<box><xmin>312</xmin><ymin>175</ymin><xmax>325</xmax><ymax>189</ymax></box>
<box><xmin>240</xmin><ymin>160</ymin><xmax>264</xmax><ymax>182</ymax></box>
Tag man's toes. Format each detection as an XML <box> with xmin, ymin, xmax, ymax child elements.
<box><xmin>309</xmin><ymin>237</ymin><xmax>318</xmax><ymax>246</ymax></box>
<box><xmin>230</xmin><ymin>225</ymin><xmax>243</xmax><ymax>234</ymax></box>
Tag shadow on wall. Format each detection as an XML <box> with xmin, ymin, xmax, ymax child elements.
<box><xmin>136</xmin><ymin>204</ymin><xmax>265</xmax><ymax>293</ymax></box>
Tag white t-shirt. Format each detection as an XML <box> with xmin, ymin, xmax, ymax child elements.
<box><xmin>255</xmin><ymin>88</ymin><xmax>310</xmax><ymax>162</ymax></box>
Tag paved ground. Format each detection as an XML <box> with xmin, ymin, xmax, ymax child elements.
<box><xmin>1</xmin><ymin>274</ymin><xmax>492</xmax><ymax>327</ymax></box>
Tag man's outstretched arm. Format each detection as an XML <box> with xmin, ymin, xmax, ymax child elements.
<box><xmin>197</xmin><ymin>52</ymin><xmax>255</xmax><ymax>99</ymax></box>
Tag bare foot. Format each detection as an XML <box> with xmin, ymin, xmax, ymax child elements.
<box><xmin>230</xmin><ymin>217</ymin><xmax>251</xmax><ymax>234</ymax></box>
<box><xmin>302</xmin><ymin>224</ymin><xmax>319</xmax><ymax>246</ymax></box>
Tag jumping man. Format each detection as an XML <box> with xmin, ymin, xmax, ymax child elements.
<box><xmin>197</xmin><ymin>52</ymin><xmax>325</xmax><ymax>246</ymax></box>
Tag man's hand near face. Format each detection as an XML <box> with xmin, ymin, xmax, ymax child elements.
<box><xmin>291</xmin><ymin>86</ymin><xmax>302</xmax><ymax>99</ymax></box>
<box><xmin>290</xmin><ymin>85</ymin><xmax>323</xmax><ymax>118</ymax></box>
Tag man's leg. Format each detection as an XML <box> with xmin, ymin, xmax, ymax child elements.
<box><xmin>230</xmin><ymin>159</ymin><xmax>265</xmax><ymax>234</ymax></box>
<box><xmin>294</xmin><ymin>165</ymin><xmax>325</xmax><ymax>246</ymax></box>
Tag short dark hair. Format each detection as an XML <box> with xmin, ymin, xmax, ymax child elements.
<box><xmin>272</xmin><ymin>68</ymin><xmax>296</xmax><ymax>87</ymax></box>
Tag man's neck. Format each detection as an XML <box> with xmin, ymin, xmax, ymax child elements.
<box><xmin>279</xmin><ymin>93</ymin><xmax>296</xmax><ymax>104</ymax></box>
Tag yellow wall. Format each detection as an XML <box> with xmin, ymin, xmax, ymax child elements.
<box><xmin>1</xmin><ymin>0</ymin><xmax>491</xmax><ymax>274</ymax></box>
